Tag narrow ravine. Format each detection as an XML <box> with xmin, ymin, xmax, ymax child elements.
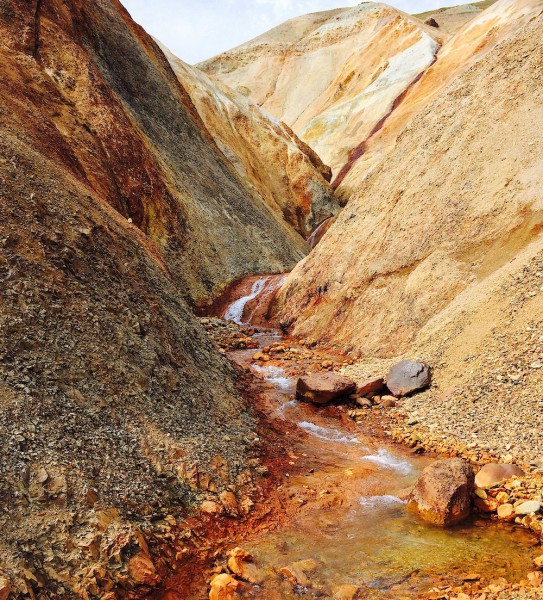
<box><xmin>204</xmin><ymin>275</ymin><xmax>539</xmax><ymax>599</ymax></box>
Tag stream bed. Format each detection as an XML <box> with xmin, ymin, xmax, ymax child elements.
<box><xmin>214</xmin><ymin>282</ymin><xmax>539</xmax><ymax>599</ymax></box>
<box><xmin>236</xmin><ymin>359</ymin><xmax>536</xmax><ymax>598</ymax></box>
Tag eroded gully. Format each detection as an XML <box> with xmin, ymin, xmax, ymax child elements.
<box><xmin>201</xmin><ymin>275</ymin><xmax>538</xmax><ymax>599</ymax></box>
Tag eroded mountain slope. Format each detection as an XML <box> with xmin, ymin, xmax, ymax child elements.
<box><xmin>0</xmin><ymin>0</ymin><xmax>311</xmax><ymax>312</ymax></box>
<box><xmin>159</xmin><ymin>42</ymin><xmax>338</xmax><ymax>238</ymax></box>
<box><xmin>337</xmin><ymin>0</ymin><xmax>542</xmax><ymax>197</ymax></box>
<box><xmin>276</xmin><ymin>5</ymin><xmax>543</xmax><ymax>365</ymax></box>
<box><xmin>199</xmin><ymin>3</ymin><xmax>441</xmax><ymax>178</ymax></box>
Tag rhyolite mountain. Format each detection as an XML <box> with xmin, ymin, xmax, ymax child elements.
<box><xmin>1</xmin><ymin>0</ymin><xmax>542</xmax><ymax>597</ymax></box>
<box><xmin>158</xmin><ymin>41</ymin><xmax>338</xmax><ymax>238</ymax></box>
<box><xmin>199</xmin><ymin>3</ymin><xmax>443</xmax><ymax>180</ymax></box>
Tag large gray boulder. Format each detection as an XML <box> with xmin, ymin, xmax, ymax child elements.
<box><xmin>408</xmin><ymin>458</ymin><xmax>474</xmax><ymax>526</ymax></box>
<box><xmin>386</xmin><ymin>360</ymin><xmax>431</xmax><ymax>397</ymax></box>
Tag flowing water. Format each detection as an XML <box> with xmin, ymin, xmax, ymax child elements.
<box><xmin>220</xmin><ymin>282</ymin><xmax>538</xmax><ymax>599</ymax></box>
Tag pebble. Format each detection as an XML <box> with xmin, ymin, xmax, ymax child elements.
<box><xmin>515</xmin><ymin>500</ymin><xmax>542</xmax><ymax>515</ymax></box>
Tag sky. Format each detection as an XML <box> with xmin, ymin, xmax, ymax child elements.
<box><xmin>121</xmin><ymin>0</ymin><xmax>456</xmax><ymax>64</ymax></box>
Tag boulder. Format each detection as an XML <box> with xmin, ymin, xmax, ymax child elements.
<box><xmin>296</xmin><ymin>373</ymin><xmax>357</xmax><ymax>405</ymax></box>
<box><xmin>386</xmin><ymin>361</ymin><xmax>431</xmax><ymax>397</ymax></box>
<box><xmin>357</xmin><ymin>377</ymin><xmax>385</xmax><ymax>398</ymax></box>
<box><xmin>474</xmin><ymin>463</ymin><xmax>525</xmax><ymax>488</ymax></box>
<box><xmin>425</xmin><ymin>17</ymin><xmax>439</xmax><ymax>27</ymax></box>
<box><xmin>408</xmin><ymin>458</ymin><xmax>474</xmax><ymax>526</ymax></box>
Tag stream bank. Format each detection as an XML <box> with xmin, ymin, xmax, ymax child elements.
<box><xmin>185</xmin><ymin>291</ymin><xmax>543</xmax><ymax>600</ymax></box>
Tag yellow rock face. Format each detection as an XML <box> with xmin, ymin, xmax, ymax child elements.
<box><xmin>199</xmin><ymin>4</ymin><xmax>442</xmax><ymax>178</ymax></box>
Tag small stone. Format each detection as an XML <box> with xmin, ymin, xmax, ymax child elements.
<box><xmin>0</xmin><ymin>575</ymin><xmax>11</xmax><ymax>600</ymax></box>
<box><xmin>356</xmin><ymin>397</ymin><xmax>372</xmax><ymax>408</ymax></box>
<box><xmin>515</xmin><ymin>500</ymin><xmax>541</xmax><ymax>516</ymax></box>
<box><xmin>497</xmin><ymin>503</ymin><xmax>515</xmax><ymax>520</ymax></box>
<box><xmin>201</xmin><ymin>500</ymin><xmax>222</xmax><ymax>515</ymax></box>
<box><xmin>220</xmin><ymin>491</ymin><xmax>239</xmax><ymax>516</ymax></box>
<box><xmin>474</xmin><ymin>463</ymin><xmax>525</xmax><ymax>488</ymax></box>
<box><xmin>227</xmin><ymin>548</ymin><xmax>265</xmax><ymax>585</ymax></box>
<box><xmin>534</xmin><ymin>555</ymin><xmax>543</xmax><ymax>569</ymax></box>
<box><xmin>381</xmin><ymin>396</ymin><xmax>397</xmax><ymax>408</ymax></box>
<box><xmin>357</xmin><ymin>378</ymin><xmax>385</xmax><ymax>398</ymax></box>
<box><xmin>474</xmin><ymin>488</ymin><xmax>487</xmax><ymax>500</ymax></box>
<box><xmin>475</xmin><ymin>497</ymin><xmax>498</xmax><ymax>513</ymax></box>
<box><xmin>279</xmin><ymin>559</ymin><xmax>321</xmax><ymax>587</ymax></box>
<box><xmin>332</xmin><ymin>584</ymin><xmax>359</xmax><ymax>599</ymax></box>
<box><xmin>495</xmin><ymin>491</ymin><xmax>510</xmax><ymax>504</ymax></box>
<box><xmin>209</xmin><ymin>573</ymin><xmax>242</xmax><ymax>600</ymax></box>
<box><xmin>528</xmin><ymin>571</ymin><xmax>543</xmax><ymax>587</ymax></box>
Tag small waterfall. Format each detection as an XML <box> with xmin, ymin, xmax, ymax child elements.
<box><xmin>224</xmin><ymin>277</ymin><xmax>268</xmax><ymax>325</ymax></box>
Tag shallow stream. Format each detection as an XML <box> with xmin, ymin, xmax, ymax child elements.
<box><xmin>221</xmin><ymin>282</ymin><xmax>538</xmax><ymax>598</ymax></box>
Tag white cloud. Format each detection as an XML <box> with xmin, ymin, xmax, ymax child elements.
<box><xmin>121</xmin><ymin>0</ymin><xmax>458</xmax><ymax>64</ymax></box>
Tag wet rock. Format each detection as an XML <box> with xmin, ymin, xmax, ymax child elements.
<box><xmin>357</xmin><ymin>377</ymin><xmax>385</xmax><ymax>398</ymax></box>
<box><xmin>474</xmin><ymin>463</ymin><xmax>525</xmax><ymax>488</ymax></box>
<box><xmin>386</xmin><ymin>361</ymin><xmax>431</xmax><ymax>397</ymax></box>
<box><xmin>332</xmin><ymin>584</ymin><xmax>359</xmax><ymax>599</ymax></box>
<box><xmin>515</xmin><ymin>500</ymin><xmax>541</xmax><ymax>516</ymax></box>
<box><xmin>408</xmin><ymin>458</ymin><xmax>474</xmax><ymax>526</ymax></box>
<box><xmin>296</xmin><ymin>373</ymin><xmax>357</xmax><ymax>405</ymax></box>
<box><xmin>209</xmin><ymin>573</ymin><xmax>243</xmax><ymax>600</ymax></box>
<box><xmin>227</xmin><ymin>548</ymin><xmax>265</xmax><ymax>585</ymax></box>
<box><xmin>279</xmin><ymin>559</ymin><xmax>322</xmax><ymax>587</ymax></box>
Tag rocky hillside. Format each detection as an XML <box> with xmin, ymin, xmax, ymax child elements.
<box><xmin>199</xmin><ymin>3</ymin><xmax>442</xmax><ymax>179</ymax></box>
<box><xmin>336</xmin><ymin>0</ymin><xmax>541</xmax><ymax>198</ymax></box>
<box><xmin>275</xmin><ymin>0</ymin><xmax>543</xmax><ymax>456</ymax></box>
<box><xmin>0</xmin><ymin>0</ymin><xmax>318</xmax><ymax>313</ymax></box>
<box><xmin>158</xmin><ymin>42</ymin><xmax>338</xmax><ymax>238</ymax></box>
<box><xmin>0</xmin><ymin>0</ymin><xmax>334</xmax><ymax>595</ymax></box>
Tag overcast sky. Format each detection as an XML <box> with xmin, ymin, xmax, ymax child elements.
<box><xmin>121</xmin><ymin>0</ymin><xmax>455</xmax><ymax>64</ymax></box>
